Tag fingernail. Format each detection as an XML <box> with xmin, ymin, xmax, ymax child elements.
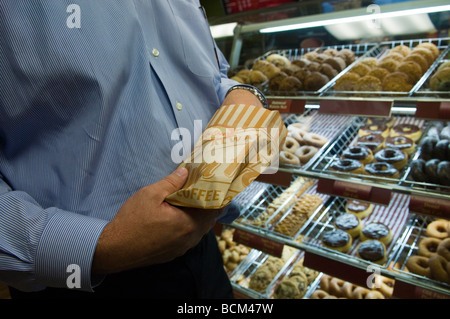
<box><xmin>174</xmin><ymin>167</ymin><xmax>188</xmax><ymax>178</ymax></box>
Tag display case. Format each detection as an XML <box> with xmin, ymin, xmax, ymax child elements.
<box><xmin>211</xmin><ymin>0</ymin><xmax>450</xmax><ymax>299</ymax></box>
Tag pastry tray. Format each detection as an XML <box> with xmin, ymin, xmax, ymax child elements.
<box><xmin>233</xmin><ymin>177</ymin><xmax>330</xmax><ymax>240</ymax></box>
<box><xmin>308</xmin><ymin>114</ymin><xmax>430</xmax><ymax>188</ymax></box>
<box><xmin>390</xmin><ymin>213</ymin><xmax>450</xmax><ymax>292</ymax></box>
<box><xmin>320</xmin><ymin>38</ymin><xmax>450</xmax><ymax>99</ymax></box>
<box><xmin>301</xmin><ymin>194</ymin><xmax>411</xmax><ymax>269</ymax></box>
<box><xmin>279</xmin><ymin>109</ymin><xmax>357</xmax><ymax>171</ymax></box>
<box><xmin>257</xmin><ymin>42</ymin><xmax>380</xmax><ymax>97</ymax></box>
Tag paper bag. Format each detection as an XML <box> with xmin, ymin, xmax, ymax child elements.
<box><xmin>165</xmin><ymin>104</ymin><xmax>287</xmax><ymax>209</ymax></box>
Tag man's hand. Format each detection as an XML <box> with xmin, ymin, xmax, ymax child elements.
<box><xmin>92</xmin><ymin>167</ymin><xmax>221</xmax><ymax>275</ymax></box>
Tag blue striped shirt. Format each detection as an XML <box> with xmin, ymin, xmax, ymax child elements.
<box><xmin>0</xmin><ymin>0</ymin><xmax>238</xmax><ymax>292</ymax></box>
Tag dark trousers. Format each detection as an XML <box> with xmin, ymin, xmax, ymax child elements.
<box><xmin>9</xmin><ymin>230</ymin><xmax>233</xmax><ymax>299</ymax></box>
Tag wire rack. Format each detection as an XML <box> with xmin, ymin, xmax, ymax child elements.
<box><xmin>301</xmin><ymin>193</ymin><xmax>411</xmax><ymax>269</ymax></box>
<box><xmin>320</xmin><ymin>37</ymin><xmax>450</xmax><ymax>99</ymax></box>
<box><xmin>309</xmin><ymin>114</ymin><xmax>429</xmax><ymax>186</ymax></box>
<box><xmin>390</xmin><ymin>214</ymin><xmax>450</xmax><ymax>292</ymax></box>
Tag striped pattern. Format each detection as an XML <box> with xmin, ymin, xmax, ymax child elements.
<box><xmin>0</xmin><ymin>0</ymin><xmax>237</xmax><ymax>292</ymax></box>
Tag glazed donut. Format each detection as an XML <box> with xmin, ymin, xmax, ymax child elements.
<box><xmin>322</xmin><ymin>229</ymin><xmax>352</xmax><ymax>253</ymax></box>
<box><xmin>390</xmin><ymin>124</ymin><xmax>422</xmax><ymax>142</ymax></box>
<box><xmin>418</xmin><ymin>237</ymin><xmax>442</xmax><ymax>258</ymax></box>
<box><xmin>437</xmin><ymin>238</ymin><xmax>450</xmax><ymax>261</ymax></box>
<box><xmin>303</xmin><ymin>132</ymin><xmax>328</xmax><ymax>147</ymax></box>
<box><xmin>328</xmin><ymin>277</ymin><xmax>347</xmax><ymax>297</ymax></box>
<box><xmin>356</xmin><ymin>240</ymin><xmax>387</xmax><ymax>264</ymax></box>
<box><xmin>406</xmin><ymin>256</ymin><xmax>431</xmax><ymax>277</ymax></box>
<box><xmin>359</xmin><ymin>124</ymin><xmax>389</xmax><ymax>138</ymax></box>
<box><xmin>426</xmin><ymin>220</ymin><xmax>449</xmax><ymax>240</ymax></box>
<box><xmin>360</xmin><ymin>222</ymin><xmax>392</xmax><ymax>244</ymax></box>
<box><xmin>287</xmin><ymin>122</ymin><xmax>310</xmax><ymax>132</ymax></box>
<box><xmin>310</xmin><ymin>289</ymin><xmax>330</xmax><ymax>299</ymax></box>
<box><xmin>319</xmin><ymin>274</ymin><xmax>331</xmax><ymax>292</ymax></box>
<box><xmin>365</xmin><ymin>290</ymin><xmax>385</xmax><ymax>299</ymax></box>
<box><xmin>351</xmin><ymin>287</ymin><xmax>371</xmax><ymax>299</ymax></box>
<box><xmin>295</xmin><ymin>145</ymin><xmax>318</xmax><ymax>164</ymax></box>
<box><xmin>330</xmin><ymin>158</ymin><xmax>364</xmax><ymax>175</ymax></box>
<box><xmin>374</xmin><ymin>148</ymin><xmax>408</xmax><ymax>170</ymax></box>
<box><xmin>341</xmin><ymin>282</ymin><xmax>357</xmax><ymax>299</ymax></box>
<box><xmin>280</xmin><ymin>151</ymin><xmax>300</xmax><ymax>166</ymax></box>
<box><xmin>383</xmin><ymin>136</ymin><xmax>415</xmax><ymax>155</ymax></box>
<box><xmin>374</xmin><ymin>275</ymin><xmax>394</xmax><ymax>298</ymax></box>
<box><xmin>356</xmin><ymin>134</ymin><xmax>384</xmax><ymax>153</ymax></box>
<box><xmin>282</xmin><ymin>137</ymin><xmax>300</xmax><ymax>154</ymax></box>
<box><xmin>289</xmin><ymin>128</ymin><xmax>307</xmax><ymax>145</ymax></box>
<box><xmin>334</xmin><ymin>213</ymin><xmax>362</xmax><ymax>238</ymax></box>
<box><xmin>342</xmin><ymin>146</ymin><xmax>374</xmax><ymax>164</ymax></box>
<box><xmin>364</xmin><ymin>162</ymin><xmax>399</xmax><ymax>180</ymax></box>
<box><xmin>429</xmin><ymin>255</ymin><xmax>450</xmax><ymax>283</ymax></box>
<box><xmin>345</xmin><ymin>200</ymin><xmax>373</xmax><ymax>219</ymax></box>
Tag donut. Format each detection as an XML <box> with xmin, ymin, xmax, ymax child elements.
<box><xmin>426</xmin><ymin>220</ymin><xmax>449</xmax><ymax>240</ymax></box>
<box><xmin>383</xmin><ymin>136</ymin><xmax>415</xmax><ymax>155</ymax></box>
<box><xmin>319</xmin><ymin>274</ymin><xmax>331</xmax><ymax>292</ymax></box>
<box><xmin>365</xmin><ymin>290</ymin><xmax>385</xmax><ymax>299</ymax></box>
<box><xmin>289</xmin><ymin>128</ymin><xmax>308</xmax><ymax>145</ymax></box>
<box><xmin>351</xmin><ymin>287</ymin><xmax>372</xmax><ymax>299</ymax></box>
<box><xmin>434</xmin><ymin>140</ymin><xmax>449</xmax><ymax>160</ymax></box>
<box><xmin>410</xmin><ymin>159</ymin><xmax>428</xmax><ymax>182</ymax></box>
<box><xmin>310</xmin><ymin>289</ymin><xmax>330</xmax><ymax>299</ymax></box>
<box><xmin>437</xmin><ymin>238</ymin><xmax>450</xmax><ymax>261</ymax></box>
<box><xmin>303</xmin><ymin>132</ymin><xmax>328</xmax><ymax>147</ymax></box>
<box><xmin>406</xmin><ymin>255</ymin><xmax>431</xmax><ymax>278</ymax></box>
<box><xmin>345</xmin><ymin>200</ymin><xmax>373</xmax><ymax>219</ymax></box>
<box><xmin>418</xmin><ymin>237</ymin><xmax>442</xmax><ymax>258</ymax></box>
<box><xmin>356</xmin><ymin>134</ymin><xmax>384</xmax><ymax>153</ymax></box>
<box><xmin>282</xmin><ymin>137</ymin><xmax>300</xmax><ymax>154</ymax></box>
<box><xmin>342</xmin><ymin>146</ymin><xmax>374</xmax><ymax>164</ymax></box>
<box><xmin>360</xmin><ymin>222</ymin><xmax>392</xmax><ymax>245</ymax></box>
<box><xmin>280</xmin><ymin>151</ymin><xmax>300</xmax><ymax>166</ymax></box>
<box><xmin>367</xmin><ymin>117</ymin><xmax>395</xmax><ymax>128</ymax></box>
<box><xmin>359</xmin><ymin>124</ymin><xmax>389</xmax><ymax>138</ymax></box>
<box><xmin>322</xmin><ymin>229</ymin><xmax>352</xmax><ymax>253</ymax></box>
<box><xmin>425</xmin><ymin>159</ymin><xmax>440</xmax><ymax>184</ymax></box>
<box><xmin>357</xmin><ymin>240</ymin><xmax>387</xmax><ymax>264</ymax></box>
<box><xmin>330</xmin><ymin>158</ymin><xmax>364</xmax><ymax>175</ymax></box>
<box><xmin>390</xmin><ymin>124</ymin><xmax>422</xmax><ymax>142</ymax></box>
<box><xmin>374</xmin><ymin>148</ymin><xmax>408</xmax><ymax>170</ymax></box>
<box><xmin>374</xmin><ymin>275</ymin><xmax>394</xmax><ymax>298</ymax></box>
<box><xmin>429</xmin><ymin>255</ymin><xmax>450</xmax><ymax>283</ymax></box>
<box><xmin>334</xmin><ymin>213</ymin><xmax>362</xmax><ymax>238</ymax></box>
<box><xmin>364</xmin><ymin>162</ymin><xmax>399</xmax><ymax>180</ymax></box>
<box><xmin>288</xmin><ymin>122</ymin><xmax>310</xmax><ymax>132</ymax></box>
<box><xmin>295</xmin><ymin>145</ymin><xmax>318</xmax><ymax>164</ymax></box>
<box><xmin>420</xmin><ymin>136</ymin><xmax>438</xmax><ymax>159</ymax></box>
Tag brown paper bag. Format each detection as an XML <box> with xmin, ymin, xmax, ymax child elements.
<box><xmin>165</xmin><ymin>104</ymin><xmax>287</xmax><ymax>209</ymax></box>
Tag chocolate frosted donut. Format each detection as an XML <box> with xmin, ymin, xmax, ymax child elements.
<box><xmin>390</xmin><ymin>124</ymin><xmax>422</xmax><ymax>142</ymax></box>
<box><xmin>384</xmin><ymin>136</ymin><xmax>415</xmax><ymax>155</ymax></box>
<box><xmin>342</xmin><ymin>146</ymin><xmax>373</xmax><ymax>164</ymax></box>
<box><xmin>364</xmin><ymin>162</ymin><xmax>399</xmax><ymax>179</ymax></box>
<box><xmin>374</xmin><ymin>148</ymin><xmax>408</xmax><ymax>170</ymax></box>
<box><xmin>356</xmin><ymin>134</ymin><xmax>384</xmax><ymax>152</ymax></box>
<box><xmin>410</xmin><ymin>159</ymin><xmax>428</xmax><ymax>182</ymax></box>
<box><xmin>345</xmin><ymin>200</ymin><xmax>373</xmax><ymax>219</ymax></box>
<box><xmin>361</xmin><ymin>222</ymin><xmax>392</xmax><ymax>244</ymax></box>
<box><xmin>330</xmin><ymin>158</ymin><xmax>364</xmax><ymax>174</ymax></box>
<box><xmin>335</xmin><ymin>213</ymin><xmax>361</xmax><ymax>238</ymax></box>
<box><xmin>357</xmin><ymin>240</ymin><xmax>387</xmax><ymax>264</ymax></box>
<box><xmin>359</xmin><ymin>124</ymin><xmax>389</xmax><ymax>138</ymax></box>
<box><xmin>322</xmin><ymin>229</ymin><xmax>352</xmax><ymax>252</ymax></box>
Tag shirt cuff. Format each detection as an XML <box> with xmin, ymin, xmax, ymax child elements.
<box><xmin>35</xmin><ymin>210</ymin><xmax>108</xmax><ymax>292</ymax></box>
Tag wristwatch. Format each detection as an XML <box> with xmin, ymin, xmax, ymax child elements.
<box><xmin>226</xmin><ymin>84</ymin><xmax>269</xmax><ymax>109</ymax></box>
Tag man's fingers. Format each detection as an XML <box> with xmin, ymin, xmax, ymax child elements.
<box><xmin>153</xmin><ymin>167</ymin><xmax>188</xmax><ymax>200</ymax></box>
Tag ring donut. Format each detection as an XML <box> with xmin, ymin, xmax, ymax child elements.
<box><xmin>289</xmin><ymin>128</ymin><xmax>307</xmax><ymax>145</ymax></box>
<box><xmin>437</xmin><ymin>238</ymin><xmax>450</xmax><ymax>261</ymax></box>
<box><xmin>351</xmin><ymin>287</ymin><xmax>371</xmax><ymax>299</ymax></box>
<box><xmin>429</xmin><ymin>255</ymin><xmax>450</xmax><ymax>283</ymax></box>
<box><xmin>418</xmin><ymin>237</ymin><xmax>442</xmax><ymax>258</ymax></box>
<box><xmin>310</xmin><ymin>289</ymin><xmax>330</xmax><ymax>299</ymax></box>
<box><xmin>295</xmin><ymin>145</ymin><xmax>318</xmax><ymax>164</ymax></box>
<box><xmin>319</xmin><ymin>274</ymin><xmax>331</xmax><ymax>292</ymax></box>
<box><xmin>374</xmin><ymin>275</ymin><xmax>394</xmax><ymax>298</ymax></box>
<box><xmin>365</xmin><ymin>290</ymin><xmax>385</xmax><ymax>299</ymax></box>
<box><xmin>406</xmin><ymin>255</ymin><xmax>431</xmax><ymax>278</ymax></box>
<box><xmin>280</xmin><ymin>151</ymin><xmax>300</xmax><ymax>165</ymax></box>
<box><xmin>426</xmin><ymin>220</ymin><xmax>449</xmax><ymax>239</ymax></box>
<box><xmin>287</xmin><ymin>122</ymin><xmax>310</xmax><ymax>132</ymax></box>
<box><xmin>328</xmin><ymin>277</ymin><xmax>346</xmax><ymax>297</ymax></box>
<box><xmin>303</xmin><ymin>132</ymin><xmax>328</xmax><ymax>147</ymax></box>
<box><xmin>282</xmin><ymin>137</ymin><xmax>300</xmax><ymax>154</ymax></box>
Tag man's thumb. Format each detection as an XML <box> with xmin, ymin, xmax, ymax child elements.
<box><xmin>157</xmin><ymin>167</ymin><xmax>189</xmax><ymax>200</ymax></box>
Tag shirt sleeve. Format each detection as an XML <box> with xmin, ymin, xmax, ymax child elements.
<box><xmin>0</xmin><ymin>178</ymin><xmax>108</xmax><ymax>292</ymax></box>
<box><xmin>215</xmin><ymin>46</ymin><xmax>241</xmax><ymax>104</ymax></box>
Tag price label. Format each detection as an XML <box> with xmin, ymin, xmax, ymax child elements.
<box><xmin>415</xmin><ymin>101</ymin><xmax>450</xmax><ymax>120</ymax></box>
<box><xmin>256</xmin><ymin>171</ymin><xmax>293</xmax><ymax>187</ymax></box>
<box><xmin>267</xmin><ymin>98</ymin><xmax>305</xmax><ymax>114</ymax></box>
<box><xmin>233</xmin><ymin>229</ymin><xmax>284</xmax><ymax>258</ymax></box>
<box><xmin>409</xmin><ymin>195</ymin><xmax>450</xmax><ymax>219</ymax></box>
<box><xmin>393</xmin><ymin>280</ymin><xmax>450</xmax><ymax>299</ymax></box>
<box><xmin>317</xmin><ymin>178</ymin><xmax>392</xmax><ymax>205</ymax></box>
<box><xmin>319</xmin><ymin>99</ymin><xmax>392</xmax><ymax>117</ymax></box>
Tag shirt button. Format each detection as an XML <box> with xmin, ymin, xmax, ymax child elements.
<box><xmin>152</xmin><ymin>48</ymin><xmax>159</xmax><ymax>57</ymax></box>
<box><xmin>176</xmin><ymin>102</ymin><xmax>182</xmax><ymax>111</ymax></box>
